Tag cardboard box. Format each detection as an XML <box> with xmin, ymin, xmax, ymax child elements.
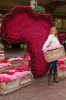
<box><xmin>44</xmin><ymin>47</ymin><xmax>65</xmax><ymax>62</ymax></box>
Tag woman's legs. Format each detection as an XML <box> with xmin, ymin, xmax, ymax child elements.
<box><xmin>48</xmin><ymin>61</ymin><xmax>54</xmax><ymax>85</ymax></box>
<box><xmin>48</xmin><ymin>60</ymin><xmax>58</xmax><ymax>85</ymax></box>
<box><xmin>53</xmin><ymin>61</ymin><xmax>59</xmax><ymax>82</ymax></box>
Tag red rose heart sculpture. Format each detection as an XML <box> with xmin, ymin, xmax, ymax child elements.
<box><xmin>1</xmin><ymin>6</ymin><xmax>54</xmax><ymax>78</ymax></box>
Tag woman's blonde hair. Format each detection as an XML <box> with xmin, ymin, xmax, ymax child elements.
<box><xmin>50</xmin><ymin>27</ymin><xmax>58</xmax><ymax>36</ymax></box>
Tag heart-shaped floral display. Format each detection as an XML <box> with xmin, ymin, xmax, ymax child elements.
<box><xmin>1</xmin><ymin>6</ymin><xmax>54</xmax><ymax>78</ymax></box>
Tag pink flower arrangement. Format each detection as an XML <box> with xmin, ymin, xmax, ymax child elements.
<box><xmin>1</xmin><ymin>6</ymin><xmax>64</xmax><ymax>78</ymax></box>
<box><xmin>45</xmin><ymin>45</ymin><xmax>63</xmax><ymax>52</ymax></box>
<box><xmin>0</xmin><ymin>5</ymin><xmax>54</xmax><ymax>78</ymax></box>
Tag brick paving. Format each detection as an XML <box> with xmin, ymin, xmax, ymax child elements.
<box><xmin>0</xmin><ymin>49</ymin><xmax>66</xmax><ymax>100</ymax></box>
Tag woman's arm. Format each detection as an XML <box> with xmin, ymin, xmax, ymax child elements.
<box><xmin>42</xmin><ymin>35</ymin><xmax>52</xmax><ymax>51</ymax></box>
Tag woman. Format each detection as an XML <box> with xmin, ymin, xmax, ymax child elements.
<box><xmin>42</xmin><ymin>27</ymin><xmax>61</xmax><ymax>85</ymax></box>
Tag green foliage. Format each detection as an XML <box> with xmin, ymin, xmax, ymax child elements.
<box><xmin>33</xmin><ymin>6</ymin><xmax>45</xmax><ymax>13</ymax></box>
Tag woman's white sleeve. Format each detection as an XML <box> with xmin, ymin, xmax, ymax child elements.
<box><xmin>42</xmin><ymin>35</ymin><xmax>52</xmax><ymax>51</ymax></box>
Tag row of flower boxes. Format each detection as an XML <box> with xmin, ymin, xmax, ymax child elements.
<box><xmin>0</xmin><ymin>74</ymin><xmax>33</xmax><ymax>95</ymax></box>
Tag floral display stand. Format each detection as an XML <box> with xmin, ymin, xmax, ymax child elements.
<box><xmin>0</xmin><ymin>6</ymin><xmax>54</xmax><ymax>78</ymax></box>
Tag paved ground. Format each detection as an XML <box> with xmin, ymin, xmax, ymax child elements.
<box><xmin>0</xmin><ymin>48</ymin><xmax>66</xmax><ymax>100</ymax></box>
